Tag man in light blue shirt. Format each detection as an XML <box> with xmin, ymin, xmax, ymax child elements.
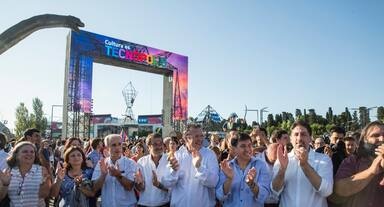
<box><xmin>216</xmin><ymin>133</ymin><xmax>270</xmax><ymax>207</ymax></box>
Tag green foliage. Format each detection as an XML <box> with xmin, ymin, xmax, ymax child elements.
<box><xmin>14</xmin><ymin>97</ymin><xmax>48</xmax><ymax>138</ymax></box>
<box><xmin>15</xmin><ymin>103</ymin><xmax>31</xmax><ymax>138</ymax></box>
<box><xmin>378</xmin><ymin>106</ymin><xmax>384</xmax><ymax>122</ymax></box>
<box><xmin>310</xmin><ymin>123</ymin><xmax>325</xmax><ymax>136</ymax></box>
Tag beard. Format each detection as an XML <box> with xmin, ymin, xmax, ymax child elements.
<box><xmin>358</xmin><ymin>142</ymin><xmax>378</xmax><ymax>158</ymax></box>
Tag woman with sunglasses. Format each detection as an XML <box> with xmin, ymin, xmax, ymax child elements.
<box><xmin>0</xmin><ymin>141</ymin><xmax>51</xmax><ymax>207</ymax></box>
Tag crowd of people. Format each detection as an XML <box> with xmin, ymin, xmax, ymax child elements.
<box><xmin>0</xmin><ymin>119</ymin><xmax>383</xmax><ymax>207</ymax></box>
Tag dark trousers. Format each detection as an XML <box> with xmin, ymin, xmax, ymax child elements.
<box><xmin>264</xmin><ymin>204</ymin><xmax>279</xmax><ymax>207</ymax></box>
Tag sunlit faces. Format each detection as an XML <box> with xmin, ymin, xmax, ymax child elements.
<box><xmin>365</xmin><ymin>125</ymin><xmax>384</xmax><ymax>145</ymax></box>
<box><xmin>185</xmin><ymin>127</ymin><xmax>204</xmax><ymax>151</ymax></box>
<box><xmin>169</xmin><ymin>139</ymin><xmax>178</xmax><ymax>153</ymax></box>
<box><xmin>136</xmin><ymin>145</ymin><xmax>144</xmax><ymax>154</ymax></box>
<box><xmin>290</xmin><ymin>125</ymin><xmax>311</xmax><ymax>150</ymax></box>
<box><xmin>278</xmin><ymin>134</ymin><xmax>290</xmax><ymax>146</ymax></box>
<box><xmin>68</xmin><ymin>149</ymin><xmax>84</xmax><ymax>166</ymax></box>
<box><xmin>314</xmin><ymin>138</ymin><xmax>325</xmax><ymax>150</ymax></box>
<box><xmin>235</xmin><ymin>139</ymin><xmax>252</xmax><ymax>160</ymax></box>
<box><xmin>109</xmin><ymin>136</ymin><xmax>123</xmax><ymax>158</ymax></box>
<box><xmin>210</xmin><ymin>135</ymin><xmax>220</xmax><ymax>147</ymax></box>
<box><xmin>330</xmin><ymin>132</ymin><xmax>344</xmax><ymax>144</ymax></box>
<box><xmin>31</xmin><ymin>132</ymin><xmax>41</xmax><ymax>144</ymax></box>
<box><xmin>149</xmin><ymin>138</ymin><xmax>164</xmax><ymax>156</ymax></box>
<box><xmin>345</xmin><ymin>139</ymin><xmax>356</xmax><ymax>155</ymax></box>
<box><xmin>17</xmin><ymin>145</ymin><xmax>36</xmax><ymax>165</ymax></box>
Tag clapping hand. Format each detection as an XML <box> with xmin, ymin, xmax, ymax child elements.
<box><xmin>135</xmin><ymin>169</ymin><xmax>144</xmax><ymax>185</ymax></box>
<box><xmin>74</xmin><ymin>175</ymin><xmax>83</xmax><ymax>186</ymax></box>
<box><xmin>108</xmin><ymin>163</ymin><xmax>122</xmax><ymax>178</ymax></box>
<box><xmin>56</xmin><ymin>162</ymin><xmax>66</xmax><ymax>181</ymax></box>
<box><xmin>152</xmin><ymin>170</ymin><xmax>160</xmax><ymax>187</ymax></box>
<box><xmin>220</xmin><ymin>159</ymin><xmax>234</xmax><ymax>180</ymax></box>
<box><xmin>277</xmin><ymin>144</ymin><xmax>288</xmax><ymax>170</ymax></box>
<box><xmin>0</xmin><ymin>169</ymin><xmax>11</xmax><ymax>186</ymax></box>
<box><xmin>191</xmin><ymin>149</ymin><xmax>202</xmax><ymax>169</ymax></box>
<box><xmin>245</xmin><ymin>167</ymin><xmax>257</xmax><ymax>188</ymax></box>
<box><xmin>99</xmin><ymin>158</ymin><xmax>108</xmax><ymax>175</ymax></box>
<box><xmin>295</xmin><ymin>147</ymin><xmax>308</xmax><ymax>167</ymax></box>
<box><xmin>167</xmin><ymin>152</ymin><xmax>179</xmax><ymax>171</ymax></box>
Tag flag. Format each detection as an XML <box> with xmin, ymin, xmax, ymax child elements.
<box><xmin>120</xmin><ymin>129</ymin><xmax>127</xmax><ymax>142</ymax></box>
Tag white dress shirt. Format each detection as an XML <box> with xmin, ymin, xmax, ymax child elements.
<box><xmin>271</xmin><ymin>149</ymin><xmax>333</xmax><ymax>207</ymax></box>
<box><xmin>162</xmin><ymin>146</ymin><xmax>219</xmax><ymax>207</ymax></box>
<box><xmin>0</xmin><ymin>149</ymin><xmax>9</xmax><ymax>171</ymax></box>
<box><xmin>92</xmin><ymin>156</ymin><xmax>137</xmax><ymax>207</ymax></box>
<box><xmin>137</xmin><ymin>153</ymin><xmax>170</xmax><ymax>206</ymax></box>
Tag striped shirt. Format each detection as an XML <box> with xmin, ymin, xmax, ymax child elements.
<box><xmin>8</xmin><ymin>164</ymin><xmax>45</xmax><ymax>207</ymax></box>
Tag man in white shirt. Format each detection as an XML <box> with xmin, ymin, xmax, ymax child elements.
<box><xmin>136</xmin><ymin>133</ymin><xmax>170</xmax><ymax>207</ymax></box>
<box><xmin>0</xmin><ymin>132</ymin><xmax>9</xmax><ymax>171</ymax></box>
<box><xmin>92</xmin><ymin>134</ymin><xmax>138</xmax><ymax>207</ymax></box>
<box><xmin>162</xmin><ymin>124</ymin><xmax>219</xmax><ymax>207</ymax></box>
<box><xmin>271</xmin><ymin>120</ymin><xmax>333</xmax><ymax>207</ymax></box>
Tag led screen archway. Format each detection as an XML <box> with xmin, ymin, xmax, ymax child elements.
<box><xmin>62</xmin><ymin>30</ymin><xmax>188</xmax><ymax>138</ymax></box>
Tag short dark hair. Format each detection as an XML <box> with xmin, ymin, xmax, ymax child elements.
<box><xmin>23</xmin><ymin>128</ymin><xmax>40</xmax><ymax>138</ymax></box>
<box><xmin>91</xmin><ymin>138</ymin><xmax>103</xmax><ymax>150</ymax></box>
<box><xmin>0</xmin><ymin>132</ymin><xmax>7</xmax><ymax>149</ymax></box>
<box><xmin>330</xmin><ymin>126</ymin><xmax>346</xmax><ymax>136</ymax></box>
<box><xmin>259</xmin><ymin>127</ymin><xmax>268</xmax><ymax>137</ymax></box>
<box><xmin>231</xmin><ymin>133</ymin><xmax>251</xmax><ymax>147</ymax></box>
<box><xmin>271</xmin><ymin>129</ymin><xmax>288</xmax><ymax>141</ymax></box>
<box><xmin>291</xmin><ymin>120</ymin><xmax>312</xmax><ymax>136</ymax></box>
<box><xmin>344</xmin><ymin>136</ymin><xmax>356</xmax><ymax>142</ymax></box>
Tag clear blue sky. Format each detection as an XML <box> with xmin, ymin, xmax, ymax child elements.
<box><xmin>1</xmin><ymin>0</ymin><xmax>383</xmax><ymax>131</ymax></box>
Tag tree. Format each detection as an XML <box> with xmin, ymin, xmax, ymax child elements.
<box><xmin>377</xmin><ymin>106</ymin><xmax>384</xmax><ymax>122</ymax></box>
<box><xmin>311</xmin><ymin>123</ymin><xmax>325</xmax><ymax>137</ymax></box>
<box><xmin>15</xmin><ymin>103</ymin><xmax>32</xmax><ymax>138</ymax></box>
<box><xmin>14</xmin><ymin>97</ymin><xmax>48</xmax><ymax>138</ymax></box>
<box><xmin>31</xmin><ymin>98</ymin><xmax>47</xmax><ymax>135</ymax></box>
<box><xmin>359</xmin><ymin>107</ymin><xmax>370</xmax><ymax>128</ymax></box>
<box><xmin>280</xmin><ymin>120</ymin><xmax>293</xmax><ymax>132</ymax></box>
<box><xmin>308</xmin><ymin>109</ymin><xmax>317</xmax><ymax>125</ymax></box>
<box><xmin>350</xmin><ymin>111</ymin><xmax>359</xmax><ymax>131</ymax></box>
<box><xmin>275</xmin><ymin>114</ymin><xmax>283</xmax><ymax>126</ymax></box>
<box><xmin>303</xmin><ymin>109</ymin><xmax>308</xmax><ymax>122</ymax></box>
<box><xmin>326</xmin><ymin>107</ymin><xmax>333</xmax><ymax>124</ymax></box>
<box><xmin>295</xmin><ymin>109</ymin><xmax>302</xmax><ymax>119</ymax></box>
<box><xmin>266</xmin><ymin>114</ymin><xmax>276</xmax><ymax>127</ymax></box>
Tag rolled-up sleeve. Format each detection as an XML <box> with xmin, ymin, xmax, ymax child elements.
<box><xmin>314</xmin><ymin>155</ymin><xmax>333</xmax><ymax>197</ymax></box>
<box><xmin>254</xmin><ymin>162</ymin><xmax>271</xmax><ymax>205</ymax></box>
<box><xmin>92</xmin><ymin>162</ymin><xmax>101</xmax><ymax>181</ymax></box>
<box><xmin>195</xmin><ymin>151</ymin><xmax>219</xmax><ymax>188</ymax></box>
<box><xmin>270</xmin><ymin>160</ymin><xmax>284</xmax><ymax>196</ymax></box>
<box><xmin>215</xmin><ymin>170</ymin><xmax>231</xmax><ymax>201</ymax></box>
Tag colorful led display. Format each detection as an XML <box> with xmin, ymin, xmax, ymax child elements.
<box><xmin>67</xmin><ymin>30</ymin><xmax>188</xmax><ymax>120</ymax></box>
